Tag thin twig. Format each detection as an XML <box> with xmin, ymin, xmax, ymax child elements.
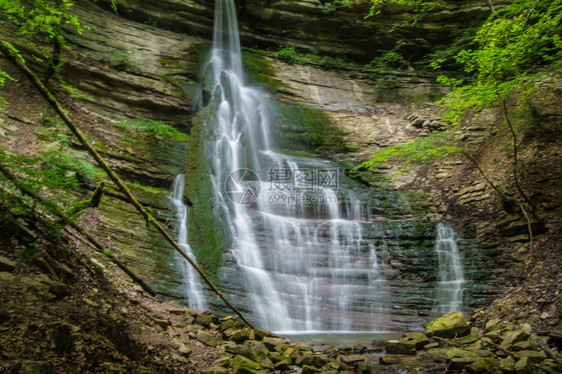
<box><xmin>501</xmin><ymin>98</ymin><xmax>534</xmax><ymax>213</ymax></box>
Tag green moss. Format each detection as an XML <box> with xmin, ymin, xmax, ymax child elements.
<box><xmin>272</xmin><ymin>102</ymin><xmax>351</xmax><ymax>155</ymax></box>
<box><xmin>184</xmin><ymin>97</ymin><xmax>229</xmax><ymax>281</ymax></box>
<box><xmin>183</xmin><ymin>42</ymin><xmax>211</xmax><ymax>75</ymax></box>
<box><xmin>116</xmin><ymin>119</ymin><xmax>189</xmax><ymax>141</ymax></box>
<box><xmin>241</xmin><ymin>48</ymin><xmax>284</xmax><ymax>92</ymax></box>
<box><xmin>158</xmin><ymin>58</ymin><xmax>180</xmax><ymax>67</ymax></box>
<box><xmin>131</xmin><ymin>181</ymin><xmax>170</xmax><ymax>195</ymax></box>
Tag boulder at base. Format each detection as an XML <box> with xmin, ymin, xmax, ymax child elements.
<box><xmin>426</xmin><ymin>311</ymin><xmax>469</xmax><ymax>338</ymax></box>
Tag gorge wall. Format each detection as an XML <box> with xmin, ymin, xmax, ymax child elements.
<box><xmin>3</xmin><ymin>0</ymin><xmax>557</xmax><ymax>332</ymax></box>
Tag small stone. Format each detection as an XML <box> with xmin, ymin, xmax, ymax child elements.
<box><xmin>82</xmin><ymin>298</ymin><xmax>99</xmax><ymax>308</ymax></box>
<box><xmin>379</xmin><ymin>356</ymin><xmax>401</xmax><ymax>365</ymax></box>
<box><xmin>514</xmin><ymin>356</ymin><xmax>532</xmax><ymax>374</ymax></box>
<box><xmin>229</xmin><ymin>328</ymin><xmax>251</xmax><ymax>343</ymax></box>
<box><xmin>301</xmin><ymin>365</ymin><xmax>320</xmax><ymax>374</ymax></box>
<box><xmin>273</xmin><ymin>360</ymin><xmax>290</xmax><ymax>371</ymax></box>
<box><xmin>196</xmin><ymin>313</ymin><xmax>214</xmax><ymax>327</ymax></box>
<box><xmin>178</xmin><ymin>343</ymin><xmax>192</xmax><ymax>358</ymax></box>
<box><xmin>340</xmin><ymin>354</ymin><xmax>366</xmax><ymax>365</ymax></box>
<box><xmin>282</xmin><ymin>347</ymin><xmax>295</xmax><ymax>358</ymax></box>
<box><xmin>466</xmin><ymin>357</ymin><xmax>498</xmax><ymax>373</ymax></box>
<box><xmin>153</xmin><ymin>317</ymin><xmax>170</xmax><ymax>330</ymax></box>
<box><xmin>512</xmin><ymin>340</ymin><xmax>537</xmax><ymax>351</ymax></box>
<box><xmin>232</xmin><ymin>355</ymin><xmax>262</xmax><ymax>373</ymax></box>
<box><xmin>0</xmin><ymin>256</ymin><xmax>16</xmax><ymax>272</ymax></box>
<box><xmin>199</xmin><ymin>367</ymin><xmax>228</xmax><ymax>374</ymax></box>
<box><xmin>251</xmin><ymin>328</ymin><xmax>272</xmax><ymax>341</ymax></box>
<box><xmin>403</xmin><ymin>332</ymin><xmax>429</xmax><ymax>350</ymax></box>
<box><xmin>516</xmin><ymin>350</ymin><xmax>545</xmax><ymax>363</ymax></box>
<box><xmin>371</xmin><ymin>339</ymin><xmax>385</xmax><ymax>352</ymax></box>
<box><xmin>424</xmin><ymin>342</ymin><xmax>440</xmax><ymax>350</ymax></box>
<box><xmin>219</xmin><ymin>319</ymin><xmax>236</xmax><ymax>331</ymax></box>
<box><xmin>449</xmin><ymin>358</ymin><xmax>477</xmax><ymax>371</ymax></box>
<box><xmin>21</xmin><ymin>361</ymin><xmax>54</xmax><ymax>374</ymax></box>
<box><xmin>297</xmin><ymin>354</ymin><xmax>326</xmax><ymax>368</ymax></box>
<box><xmin>197</xmin><ymin>330</ymin><xmax>220</xmax><ymax>347</ymax></box>
<box><xmin>446</xmin><ymin>348</ymin><xmax>479</xmax><ymax>360</ymax></box>
<box><xmin>384</xmin><ymin>340</ymin><xmax>416</xmax><ymax>355</ymax></box>
<box><xmin>352</xmin><ymin>343</ymin><xmax>366</xmax><ymax>353</ymax></box>
<box><xmin>293</xmin><ymin>342</ymin><xmax>313</xmax><ymax>352</ymax></box>
<box><xmin>500</xmin><ymin>329</ymin><xmax>529</xmax><ymax>348</ymax></box>
<box><xmin>262</xmin><ymin>336</ymin><xmax>290</xmax><ymax>351</ymax></box>
<box><xmin>499</xmin><ymin>357</ymin><xmax>516</xmax><ymax>373</ymax></box>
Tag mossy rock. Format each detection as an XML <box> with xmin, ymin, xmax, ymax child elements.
<box><xmin>446</xmin><ymin>348</ymin><xmax>479</xmax><ymax>359</ymax></box>
<box><xmin>516</xmin><ymin>350</ymin><xmax>545</xmax><ymax>363</ymax></box>
<box><xmin>465</xmin><ymin>357</ymin><xmax>499</xmax><ymax>373</ymax></box>
<box><xmin>301</xmin><ymin>365</ymin><xmax>321</xmax><ymax>374</ymax></box>
<box><xmin>402</xmin><ymin>332</ymin><xmax>429</xmax><ymax>350</ymax></box>
<box><xmin>514</xmin><ymin>356</ymin><xmax>532</xmax><ymax>374</ymax></box>
<box><xmin>499</xmin><ymin>356</ymin><xmax>516</xmax><ymax>373</ymax></box>
<box><xmin>232</xmin><ymin>355</ymin><xmax>264</xmax><ymax>374</ymax></box>
<box><xmin>197</xmin><ymin>329</ymin><xmax>221</xmax><ymax>347</ymax></box>
<box><xmin>500</xmin><ymin>328</ymin><xmax>530</xmax><ymax>348</ymax></box>
<box><xmin>229</xmin><ymin>328</ymin><xmax>252</xmax><ymax>343</ymax></box>
<box><xmin>449</xmin><ymin>358</ymin><xmax>478</xmax><ymax>371</ymax></box>
<box><xmin>426</xmin><ymin>311</ymin><xmax>469</xmax><ymax>338</ymax></box>
<box><xmin>384</xmin><ymin>340</ymin><xmax>416</xmax><ymax>355</ymax></box>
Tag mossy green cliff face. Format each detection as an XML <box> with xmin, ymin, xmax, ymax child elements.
<box><xmin>183</xmin><ymin>94</ymin><xmax>230</xmax><ymax>281</ymax></box>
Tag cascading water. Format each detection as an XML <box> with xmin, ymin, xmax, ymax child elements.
<box><xmin>433</xmin><ymin>223</ymin><xmax>465</xmax><ymax>315</ymax></box>
<box><xmin>169</xmin><ymin>175</ymin><xmax>207</xmax><ymax>311</ymax></box>
<box><xmin>192</xmin><ymin>0</ymin><xmax>388</xmax><ymax>333</ymax></box>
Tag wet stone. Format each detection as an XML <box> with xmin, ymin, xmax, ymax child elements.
<box><xmin>0</xmin><ymin>256</ymin><xmax>15</xmax><ymax>272</ymax></box>
<box><xmin>384</xmin><ymin>340</ymin><xmax>416</xmax><ymax>355</ymax></box>
<box><xmin>426</xmin><ymin>311</ymin><xmax>469</xmax><ymax>338</ymax></box>
<box><xmin>21</xmin><ymin>361</ymin><xmax>54</xmax><ymax>374</ymax></box>
<box><xmin>449</xmin><ymin>358</ymin><xmax>477</xmax><ymax>371</ymax></box>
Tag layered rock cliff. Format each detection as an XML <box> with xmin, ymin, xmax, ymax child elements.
<box><xmin>1</xmin><ymin>0</ymin><xmax>559</xmax><ymax>341</ymax></box>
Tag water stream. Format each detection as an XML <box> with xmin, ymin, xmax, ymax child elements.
<box><xmin>187</xmin><ymin>0</ymin><xmax>388</xmax><ymax>333</ymax></box>
<box><xmin>432</xmin><ymin>223</ymin><xmax>465</xmax><ymax>315</ymax></box>
<box><xmin>169</xmin><ymin>175</ymin><xmax>207</xmax><ymax>311</ymax></box>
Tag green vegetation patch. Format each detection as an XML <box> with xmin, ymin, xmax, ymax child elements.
<box><xmin>241</xmin><ymin>48</ymin><xmax>284</xmax><ymax>91</ymax></box>
<box><xmin>116</xmin><ymin>119</ymin><xmax>189</xmax><ymax>141</ymax></box>
<box><xmin>272</xmin><ymin>102</ymin><xmax>352</xmax><ymax>155</ymax></box>
<box><xmin>184</xmin><ymin>97</ymin><xmax>230</xmax><ymax>282</ymax></box>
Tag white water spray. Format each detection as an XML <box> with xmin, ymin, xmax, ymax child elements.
<box><xmin>169</xmin><ymin>175</ymin><xmax>207</xmax><ymax>311</ymax></box>
<box><xmin>433</xmin><ymin>223</ymin><xmax>465</xmax><ymax>315</ymax></box>
<box><xmin>192</xmin><ymin>0</ymin><xmax>388</xmax><ymax>332</ymax></box>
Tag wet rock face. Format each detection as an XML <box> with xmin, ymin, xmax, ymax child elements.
<box><xmin>239</xmin><ymin>0</ymin><xmax>499</xmax><ymax>61</ymax></box>
<box><xmin>99</xmin><ymin>0</ymin><xmax>498</xmax><ymax>62</ymax></box>
<box><xmin>218</xmin><ymin>214</ymin><xmax>509</xmax><ymax>332</ymax></box>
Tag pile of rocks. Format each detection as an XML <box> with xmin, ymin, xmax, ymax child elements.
<box><xmin>189</xmin><ymin>313</ymin><xmax>372</xmax><ymax>374</ymax></box>
<box><xmin>382</xmin><ymin>311</ymin><xmax>562</xmax><ymax>373</ymax></box>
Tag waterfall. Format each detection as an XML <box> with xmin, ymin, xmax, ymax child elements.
<box><xmin>169</xmin><ymin>175</ymin><xmax>207</xmax><ymax>311</ymax></box>
<box><xmin>433</xmin><ymin>223</ymin><xmax>465</xmax><ymax>315</ymax></box>
<box><xmin>191</xmin><ymin>0</ymin><xmax>388</xmax><ymax>332</ymax></box>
